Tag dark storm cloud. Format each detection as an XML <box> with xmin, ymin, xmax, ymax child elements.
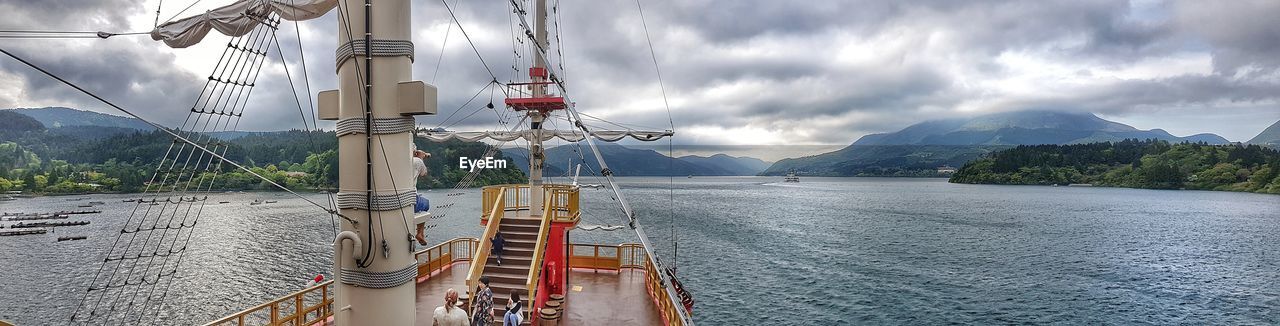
<box><xmin>3</xmin><ymin>0</ymin><xmax>1280</xmax><ymax>143</ymax></box>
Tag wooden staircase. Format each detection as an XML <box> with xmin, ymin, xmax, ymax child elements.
<box><xmin>478</xmin><ymin>215</ymin><xmax>542</xmax><ymax>321</ymax></box>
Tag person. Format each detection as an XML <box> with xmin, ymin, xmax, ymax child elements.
<box><xmin>503</xmin><ymin>291</ymin><xmax>523</xmax><ymax>326</ymax></box>
<box><xmin>471</xmin><ymin>277</ymin><xmax>494</xmax><ymax>326</ymax></box>
<box><xmin>433</xmin><ymin>288</ymin><xmax>470</xmax><ymax>326</ymax></box>
<box><xmin>413</xmin><ymin>147</ymin><xmax>431</xmax><ymax>245</ymax></box>
<box><xmin>491</xmin><ymin>232</ymin><xmax>505</xmax><ymax>266</ymax></box>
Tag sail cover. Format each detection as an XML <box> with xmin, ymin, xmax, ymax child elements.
<box><xmin>151</xmin><ymin>0</ymin><xmax>338</xmax><ymax>48</ymax></box>
<box><xmin>417</xmin><ymin>130</ymin><xmax>673</xmax><ymax>142</ymax></box>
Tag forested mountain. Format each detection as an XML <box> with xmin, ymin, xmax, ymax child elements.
<box><xmin>502</xmin><ymin>144</ymin><xmax>771</xmax><ymax>176</ymax></box>
<box><xmin>11</xmin><ymin>107</ymin><xmax>152</xmax><ymax>130</ymax></box>
<box><xmin>763</xmin><ymin>110</ymin><xmax>1232</xmax><ymax>176</ymax></box>
<box><xmin>852</xmin><ymin>110</ymin><xmax>1229</xmax><ymax>146</ymax></box>
<box><xmin>950</xmin><ymin>139</ymin><xmax>1280</xmax><ymax>194</ymax></box>
<box><xmin>0</xmin><ymin>124</ymin><xmax>524</xmax><ymax>194</ymax></box>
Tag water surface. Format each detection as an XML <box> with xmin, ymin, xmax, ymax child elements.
<box><xmin>1</xmin><ymin>178</ymin><xmax>1277</xmax><ymax>324</ymax></box>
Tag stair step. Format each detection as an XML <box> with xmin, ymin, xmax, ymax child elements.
<box><xmin>485</xmin><ymin>264</ymin><xmax>530</xmax><ymax>275</ymax></box>
<box><xmin>484</xmin><ymin>271</ymin><xmax>528</xmax><ymax>283</ymax></box>
<box><xmin>487</xmin><ymin>256</ymin><xmax>532</xmax><ymax>266</ymax></box>
<box><xmin>500</xmin><ymin>217</ymin><xmax>543</xmax><ymax>226</ymax></box>
<box><xmin>497</xmin><ymin>231</ymin><xmax>539</xmax><ymax>241</ymax></box>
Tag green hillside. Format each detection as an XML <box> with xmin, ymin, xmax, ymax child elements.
<box><xmin>950</xmin><ymin>139</ymin><xmax>1280</xmax><ymax>194</ymax></box>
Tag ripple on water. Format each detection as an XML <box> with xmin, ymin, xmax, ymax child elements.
<box><xmin>1</xmin><ymin>178</ymin><xmax>1279</xmax><ymax>324</ymax></box>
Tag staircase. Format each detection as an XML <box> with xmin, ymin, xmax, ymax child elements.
<box><xmin>478</xmin><ymin>215</ymin><xmax>542</xmax><ymax>321</ymax></box>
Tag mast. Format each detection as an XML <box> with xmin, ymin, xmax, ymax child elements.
<box><xmin>528</xmin><ymin>0</ymin><xmax>551</xmax><ymax>215</ymax></box>
<box><xmin>320</xmin><ymin>0</ymin><xmax>434</xmax><ymax>324</ymax></box>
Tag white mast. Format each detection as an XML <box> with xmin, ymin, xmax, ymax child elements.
<box><xmin>319</xmin><ymin>0</ymin><xmax>434</xmax><ymax>324</ymax></box>
<box><xmin>528</xmin><ymin>0</ymin><xmax>551</xmax><ymax>215</ymax></box>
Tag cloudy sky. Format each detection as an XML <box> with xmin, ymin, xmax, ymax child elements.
<box><xmin>2</xmin><ymin>0</ymin><xmax>1279</xmax><ymax>147</ymax></box>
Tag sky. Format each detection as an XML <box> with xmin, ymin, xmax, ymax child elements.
<box><xmin>1</xmin><ymin>0</ymin><xmax>1279</xmax><ymax>147</ymax></box>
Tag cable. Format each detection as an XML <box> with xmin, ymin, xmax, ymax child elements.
<box><xmin>0</xmin><ymin>49</ymin><xmax>346</xmax><ymax>223</ymax></box>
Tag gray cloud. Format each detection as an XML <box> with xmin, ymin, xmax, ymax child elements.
<box><xmin>2</xmin><ymin>0</ymin><xmax>1279</xmax><ymax>144</ymax></box>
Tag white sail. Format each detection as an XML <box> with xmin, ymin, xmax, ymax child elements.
<box><xmin>151</xmin><ymin>0</ymin><xmax>338</xmax><ymax>48</ymax></box>
<box><xmin>417</xmin><ymin>129</ymin><xmax>673</xmax><ymax>143</ymax></box>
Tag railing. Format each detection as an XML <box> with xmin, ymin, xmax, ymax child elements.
<box><xmin>544</xmin><ymin>184</ymin><xmax>580</xmax><ymax>223</ymax></box>
<box><xmin>415</xmin><ymin>238</ymin><xmax>479</xmax><ymax>278</ymax></box>
<box><xmin>525</xmin><ymin>195</ymin><xmax>555</xmax><ymax>322</ymax></box>
<box><xmin>466</xmin><ymin>187</ymin><xmax>507</xmax><ymax>311</ymax></box>
<box><xmin>568</xmin><ymin>243</ymin><xmax>692</xmax><ymax>326</ymax></box>
<box><xmin>205</xmin><ymin>238</ymin><xmax>479</xmax><ymax>326</ymax></box>
<box><xmin>480</xmin><ymin>184</ymin><xmax>528</xmax><ymax>221</ymax></box>
<box><xmin>481</xmin><ymin>184</ymin><xmax>579</xmax><ymax>224</ymax></box>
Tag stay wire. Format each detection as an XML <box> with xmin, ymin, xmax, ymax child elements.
<box><xmin>634</xmin><ymin>0</ymin><xmax>680</xmax><ymax>271</ymax></box>
<box><xmin>0</xmin><ymin>48</ymin><xmax>351</xmax><ymax>225</ymax></box>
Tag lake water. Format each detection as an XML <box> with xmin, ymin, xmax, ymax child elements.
<box><xmin>1</xmin><ymin>177</ymin><xmax>1278</xmax><ymax>324</ymax></box>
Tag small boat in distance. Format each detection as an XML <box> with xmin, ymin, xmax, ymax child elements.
<box><xmin>57</xmin><ymin>235</ymin><xmax>88</xmax><ymax>242</ymax></box>
<box><xmin>249</xmin><ymin>199</ymin><xmax>263</xmax><ymax>205</ymax></box>
<box><xmin>784</xmin><ymin>171</ymin><xmax>800</xmax><ymax>183</ymax></box>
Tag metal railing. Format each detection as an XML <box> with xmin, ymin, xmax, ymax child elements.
<box><xmin>204</xmin><ymin>238</ymin><xmax>479</xmax><ymax>326</ymax></box>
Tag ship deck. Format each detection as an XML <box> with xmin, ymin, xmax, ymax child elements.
<box><xmin>414</xmin><ymin>262</ymin><xmax>663</xmax><ymax>325</ymax></box>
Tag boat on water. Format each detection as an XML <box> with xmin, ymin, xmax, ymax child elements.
<box><xmin>0</xmin><ymin>229</ymin><xmax>47</xmax><ymax>237</ymax></box>
<box><xmin>24</xmin><ymin>0</ymin><xmax>695</xmax><ymax>324</ymax></box>
<box><xmin>87</xmin><ymin>201</ymin><xmax>105</xmax><ymax>205</ymax></box>
<box><xmin>57</xmin><ymin>235</ymin><xmax>88</xmax><ymax>242</ymax></box>
<box><xmin>784</xmin><ymin>171</ymin><xmax>801</xmax><ymax>183</ymax></box>
<box><xmin>0</xmin><ymin>196</ymin><xmax>15</xmax><ymax>201</ymax></box>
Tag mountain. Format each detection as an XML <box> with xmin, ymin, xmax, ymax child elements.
<box><xmin>502</xmin><ymin>144</ymin><xmax>769</xmax><ymax>176</ymax></box>
<box><xmin>10</xmin><ymin>107</ymin><xmax>153</xmax><ymax>131</ymax></box>
<box><xmin>761</xmin><ymin>145</ymin><xmax>1009</xmax><ymax>176</ymax></box>
<box><xmin>1248</xmin><ymin>120</ymin><xmax>1280</xmax><ymax>147</ymax></box>
<box><xmin>852</xmin><ymin>110</ymin><xmax>1229</xmax><ymax>146</ymax></box>
<box><xmin>765</xmin><ymin>110</ymin><xmax>1231</xmax><ymax>177</ymax></box>
<box><xmin>677</xmin><ymin>154</ymin><xmax>771</xmax><ymax>175</ymax></box>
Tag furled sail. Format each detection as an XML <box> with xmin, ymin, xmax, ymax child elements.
<box><xmin>417</xmin><ymin>130</ymin><xmax>673</xmax><ymax>142</ymax></box>
<box><xmin>151</xmin><ymin>0</ymin><xmax>338</xmax><ymax>48</ymax></box>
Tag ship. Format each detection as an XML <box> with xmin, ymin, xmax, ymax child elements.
<box><xmin>6</xmin><ymin>0</ymin><xmax>695</xmax><ymax>324</ymax></box>
<box><xmin>784</xmin><ymin>171</ymin><xmax>800</xmax><ymax>183</ymax></box>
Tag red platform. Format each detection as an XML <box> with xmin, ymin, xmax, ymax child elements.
<box><xmin>505</xmin><ymin>95</ymin><xmax>568</xmax><ymax>111</ymax></box>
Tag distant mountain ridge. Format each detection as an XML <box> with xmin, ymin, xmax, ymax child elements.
<box><xmin>502</xmin><ymin>144</ymin><xmax>770</xmax><ymax>176</ymax></box>
<box><xmin>10</xmin><ymin>107</ymin><xmax>153</xmax><ymax>131</ymax></box>
<box><xmin>853</xmin><ymin>110</ymin><xmax>1229</xmax><ymax>146</ymax></box>
<box><xmin>764</xmin><ymin>110</ymin><xmax>1231</xmax><ymax>176</ymax></box>
<box><xmin>1249</xmin><ymin>119</ymin><xmax>1280</xmax><ymax>146</ymax></box>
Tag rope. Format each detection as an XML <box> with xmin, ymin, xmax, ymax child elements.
<box><xmin>340</xmin><ymin>263</ymin><xmax>418</xmax><ymax>288</ymax></box>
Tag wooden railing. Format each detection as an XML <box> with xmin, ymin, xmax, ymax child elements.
<box><xmin>525</xmin><ymin>195</ymin><xmax>556</xmax><ymax>321</ymax></box>
<box><xmin>544</xmin><ymin>184</ymin><xmax>580</xmax><ymax>223</ymax></box>
<box><xmin>480</xmin><ymin>184</ymin><xmax>528</xmax><ymax>222</ymax></box>
<box><xmin>466</xmin><ymin>187</ymin><xmax>507</xmax><ymax>309</ymax></box>
<box><xmin>481</xmin><ymin>184</ymin><xmax>579</xmax><ymax>224</ymax></box>
<box><xmin>204</xmin><ymin>238</ymin><xmax>479</xmax><ymax>326</ymax></box>
<box><xmin>568</xmin><ymin>243</ymin><xmax>692</xmax><ymax>326</ymax></box>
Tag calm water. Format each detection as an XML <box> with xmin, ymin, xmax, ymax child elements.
<box><xmin>1</xmin><ymin>177</ymin><xmax>1278</xmax><ymax>324</ymax></box>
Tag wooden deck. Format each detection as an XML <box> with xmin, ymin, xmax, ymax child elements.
<box><xmin>414</xmin><ymin>262</ymin><xmax>662</xmax><ymax>325</ymax></box>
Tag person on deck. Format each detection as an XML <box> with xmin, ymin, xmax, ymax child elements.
<box><xmin>471</xmin><ymin>276</ymin><xmax>494</xmax><ymax>326</ymax></box>
<box><xmin>413</xmin><ymin>147</ymin><xmax>431</xmax><ymax>245</ymax></box>
<box><xmin>433</xmin><ymin>288</ymin><xmax>470</xmax><ymax>326</ymax></box>
<box><xmin>503</xmin><ymin>291</ymin><xmax>523</xmax><ymax>326</ymax></box>
<box><xmin>491</xmin><ymin>232</ymin><xmax>505</xmax><ymax>266</ymax></box>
